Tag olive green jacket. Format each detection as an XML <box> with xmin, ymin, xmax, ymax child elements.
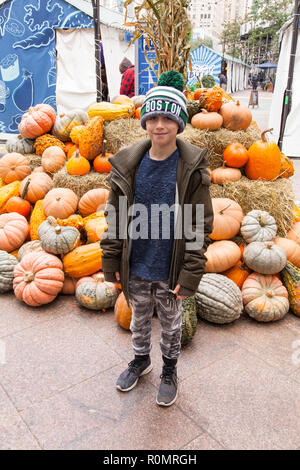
<box><xmin>100</xmin><ymin>138</ymin><xmax>214</xmax><ymax>302</ymax></box>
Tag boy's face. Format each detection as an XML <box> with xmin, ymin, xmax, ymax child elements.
<box><xmin>145</xmin><ymin>115</ymin><xmax>179</xmax><ymax>146</ymax></box>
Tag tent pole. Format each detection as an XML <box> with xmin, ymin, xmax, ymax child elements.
<box><xmin>278</xmin><ymin>0</ymin><xmax>300</xmax><ymax>150</ymax></box>
<box><xmin>92</xmin><ymin>0</ymin><xmax>102</xmax><ymax>102</ymax></box>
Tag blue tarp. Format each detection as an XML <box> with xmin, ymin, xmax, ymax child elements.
<box><xmin>0</xmin><ymin>0</ymin><xmax>93</xmax><ymax>133</ymax></box>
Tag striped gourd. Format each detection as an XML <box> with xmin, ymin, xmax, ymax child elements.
<box><xmin>281</xmin><ymin>261</ymin><xmax>300</xmax><ymax>317</ymax></box>
<box><xmin>0</xmin><ymin>249</ymin><xmax>18</xmax><ymax>293</ymax></box>
<box><xmin>181</xmin><ymin>296</ymin><xmax>197</xmax><ymax>346</ymax></box>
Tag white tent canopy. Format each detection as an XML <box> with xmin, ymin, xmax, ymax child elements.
<box><xmin>269</xmin><ymin>20</ymin><xmax>300</xmax><ymax>157</ymax></box>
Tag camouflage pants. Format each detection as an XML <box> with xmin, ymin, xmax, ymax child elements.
<box><xmin>128</xmin><ymin>275</ymin><xmax>183</xmax><ymax>360</ymax></box>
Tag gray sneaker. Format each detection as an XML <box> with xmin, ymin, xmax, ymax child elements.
<box><xmin>156</xmin><ymin>365</ymin><xmax>178</xmax><ymax>406</ymax></box>
<box><xmin>116</xmin><ymin>357</ymin><xmax>152</xmax><ymax>392</ymax></box>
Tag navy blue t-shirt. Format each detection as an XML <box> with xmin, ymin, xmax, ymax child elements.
<box><xmin>130</xmin><ymin>149</ymin><xmax>179</xmax><ymax>281</ymax></box>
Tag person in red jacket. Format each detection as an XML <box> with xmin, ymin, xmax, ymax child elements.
<box><xmin>119</xmin><ymin>57</ymin><xmax>135</xmax><ymax>98</ymax></box>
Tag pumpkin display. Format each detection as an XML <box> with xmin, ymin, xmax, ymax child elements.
<box><xmin>76</xmin><ymin>277</ymin><xmax>119</xmax><ymax>311</ymax></box>
<box><xmin>78</xmin><ymin>188</ymin><xmax>109</xmax><ymax>217</ymax></box>
<box><xmin>4</xmin><ymin>178</ymin><xmax>31</xmax><ymax>217</ymax></box>
<box><xmin>29</xmin><ymin>200</ymin><xmax>46</xmax><ymax>240</ymax></box>
<box><xmin>63</xmin><ymin>242</ymin><xmax>102</xmax><ymax>278</ymax></box>
<box><xmin>0</xmin><ymin>249</ymin><xmax>18</xmax><ymax>293</ymax></box>
<box><xmin>0</xmin><ymin>212</ymin><xmax>29</xmax><ymax>252</ymax></box>
<box><xmin>245</xmin><ymin>129</ymin><xmax>281</xmax><ymax>181</ymax></box>
<box><xmin>0</xmin><ymin>181</ymin><xmax>21</xmax><ymax>211</ymax></box>
<box><xmin>205</xmin><ymin>240</ymin><xmax>241</xmax><ymax>273</ymax></box>
<box><xmin>211</xmin><ymin>162</ymin><xmax>241</xmax><ymax>184</ymax></box>
<box><xmin>19</xmin><ymin>172</ymin><xmax>53</xmax><ymax>204</ymax></box>
<box><xmin>219</xmin><ymin>100</ymin><xmax>252</xmax><ymax>131</ymax></box>
<box><xmin>87</xmin><ymin>102</ymin><xmax>135</xmax><ymax>121</ymax></box>
<box><xmin>181</xmin><ymin>296</ymin><xmax>198</xmax><ymax>346</ymax></box>
<box><xmin>84</xmin><ymin>215</ymin><xmax>107</xmax><ymax>243</ymax></box>
<box><xmin>52</xmin><ymin>109</ymin><xmax>89</xmax><ymax>141</ymax></box>
<box><xmin>0</xmin><ymin>152</ymin><xmax>31</xmax><ymax>184</ymax></box>
<box><xmin>34</xmin><ymin>134</ymin><xmax>66</xmax><ymax>156</ymax></box>
<box><xmin>223</xmin><ymin>142</ymin><xmax>249</xmax><ymax>168</ymax></box>
<box><xmin>287</xmin><ymin>222</ymin><xmax>300</xmax><ymax>244</ymax></box>
<box><xmin>17</xmin><ymin>240</ymin><xmax>45</xmax><ymax>261</ymax></box>
<box><xmin>70</xmin><ymin>126</ymin><xmax>86</xmax><ymax>145</ymax></box>
<box><xmin>279</xmin><ymin>152</ymin><xmax>294</xmax><ymax>178</ymax></box>
<box><xmin>243</xmin><ymin>241</ymin><xmax>287</xmax><ymax>274</ymax></box>
<box><xmin>114</xmin><ymin>291</ymin><xmax>132</xmax><ymax>330</ymax></box>
<box><xmin>66</xmin><ymin>150</ymin><xmax>90</xmax><ymax>176</ymax></box>
<box><xmin>242</xmin><ymin>273</ymin><xmax>289</xmax><ymax>322</ymax></box>
<box><xmin>5</xmin><ymin>134</ymin><xmax>35</xmax><ymax>154</ymax></box>
<box><xmin>191</xmin><ymin>109</ymin><xmax>223</xmax><ymax>130</ymax></box>
<box><xmin>61</xmin><ymin>275</ymin><xmax>78</xmax><ymax>295</ymax></box>
<box><xmin>13</xmin><ymin>252</ymin><xmax>64</xmax><ymax>307</ymax></box>
<box><xmin>195</xmin><ymin>273</ymin><xmax>243</xmax><ymax>324</ymax></box>
<box><xmin>41</xmin><ymin>146</ymin><xmax>66</xmax><ymax>174</ymax></box>
<box><xmin>221</xmin><ymin>260</ymin><xmax>252</xmax><ymax>289</ymax></box>
<box><xmin>274</xmin><ymin>238</ymin><xmax>300</xmax><ymax>267</ymax></box>
<box><xmin>18</xmin><ymin>104</ymin><xmax>57</xmax><ymax>139</ymax></box>
<box><xmin>79</xmin><ymin>116</ymin><xmax>104</xmax><ymax>160</ymax></box>
<box><xmin>43</xmin><ymin>188</ymin><xmax>78</xmax><ymax>219</ymax></box>
<box><xmin>57</xmin><ymin>214</ymin><xmax>84</xmax><ymax>231</ymax></box>
<box><xmin>209</xmin><ymin>198</ymin><xmax>243</xmax><ymax>240</ymax></box>
<box><xmin>38</xmin><ymin>216</ymin><xmax>80</xmax><ymax>255</ymax></box>
<box><xmin>281</xmin><ymin>261</ymin><xmax>300</xmax><ymax>317</ymax></box>
<box><xmin>198</xmin><ymin>86</ymin><xmax>223</xmax><ymax>112</ymax></box>
<box><xmin>240</xmin><ymin>210</ymin><xmax>277</xmax><ymax>243</ymax></box>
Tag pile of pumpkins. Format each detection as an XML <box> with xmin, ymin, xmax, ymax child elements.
<box><xmin>197</xmin><ymin>200</ymin><xmax>300</xmax><ymax>324</ymax></box>
<box><xmin>208</xmin><ymin>129</ymin><xmax>294</xmax><ymax>183</ymax></box>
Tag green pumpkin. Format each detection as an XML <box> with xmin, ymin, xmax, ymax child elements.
<box><xmin>181</xmin><ymin>296</ymin><xmax>198</xmax><ymax>346</ymax></box>
<box><xmin>6</xmin><ymin>134</ymin><xmax>35</xmax><ymax>154</ymax></box>
<box><xmin>0</xmin><ymin>249</ymin><xmax>18</xmax><ymax>293</ymax></box>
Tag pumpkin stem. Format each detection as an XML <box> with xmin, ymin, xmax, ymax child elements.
<box><xmin>23</xmin><ymin>271</ymin><xmax>35</xmax><ymax>282</ymax></box>
<box><xmin>265</xmin><ymin>289</ymin><xmax>274</xmax><ymax>298</ymax></box>
<box><xmin>101</xmin><ymin>139</ymin><xmax>107</xmax><ymax>157</ymax></box>
<box><xmin>21</xmin><ymin>178</ymin><xmax>31</xmax><ymax>200</ymax></box>
<box><xmin>17</xmin><ymin>134</ymin><xmax>23</xmax><ymax>140</ymax></box>
<box><xmin>261</xmin><ymin>128</ymin><xmax>273</xmax><ymax>143</ymax></box>
<box><xmin>73</xmin><ymin>150</ymin><xmax>80</xmax><ymax>159</ymax></box>
<box><xmin>55</xmin><ymin>225</ymin><xmax>62</xmax><ymax>234</ymax></box>
<box><xmin>265</xmin><ymin>241</ymin><xmax>274</xmax><ymax>249</ymax></box>
<box><xmin>258</xmin><ymin>214</ymin><xmax>268</xmax><ymax>227</ymax></box>
<box><xmin>219</xmin><ymin>202</ymin><xmax>232</xmax><ymax>214</ymax></box>
<box><xmin>236</xmin><ymin>100</ymin><xmax>240</xmax><ymax>106</ymax></box>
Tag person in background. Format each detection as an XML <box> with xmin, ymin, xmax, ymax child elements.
<box><xmin>119</xmin><ymin>57</ymin><xmax>135</xmax><ymax>98</ymax></box>
<box><xmin>218</xmin><ymin>72</ymin><xmax>227</xmax><ymax>90</ymax></box>
<box><xmin>251</xmin><ymin>74</ymin><xmax>258</xmax><ymax>90</ymax></box>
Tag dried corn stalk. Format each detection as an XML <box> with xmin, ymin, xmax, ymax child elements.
<box><xmin>124</xmin><ymin>0</ymin><xmax>192</xmax><ymax>80</ymax></box>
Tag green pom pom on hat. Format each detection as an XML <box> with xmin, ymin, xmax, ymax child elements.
<box><xmin>157</xmin><ymin>70</ymin><xmax>185</xmax><ymax>92</ymax></box>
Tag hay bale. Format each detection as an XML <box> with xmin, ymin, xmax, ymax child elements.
<box><xmin>103</xmin><ymin>119</ymin><xmax>260</xmax><ymax>169</ymax></box>
<box><xmin>209</xmin><ymin>176</ymin><xmax>295</xmax><ymax>237</ymax></box>
<box><xmin>52</xmin><ymin>167</ymin><xmax>110</xmax><ymax>199</ymax></box>
<box><xmin>26</xmin><ymin>153</ymin><xmax>42</xmax><ymax>171</ymax></box>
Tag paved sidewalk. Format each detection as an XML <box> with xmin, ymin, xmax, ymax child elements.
<box><xmin>1</xmin><ymin>89</ymin><xmax>300</xmax><ymax>450</ymax></box>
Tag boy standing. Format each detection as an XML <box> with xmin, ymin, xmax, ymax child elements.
<box><xmin>101</xmin><ymin>71</ymin><xmax>214</xmax><ymax>407</ymax></box>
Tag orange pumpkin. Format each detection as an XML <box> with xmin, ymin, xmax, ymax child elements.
<box><xmin>191</xmin><ymin>110</ymin><xmax>223</xmax><ymax>130</ymax></box>
<box><xmin>193</xmin><ymin>88</ymin><xmax>205</xmax><ymax>101</ymax></box>
<box><xmin>67</xmin><ymin>144</ymin><xmax>79</xmax><ymax>160</ymax></box>
<box><xmin>209</xmin><ymin>198</ymin><xmax>244</xmax><ymax>240</ymax></box>
<box><xmin>13</xmin><ymin>252</ymin><xmax>64</xmax><ymax>306</ymax></box>
<box><xmin>93</xmin><ymin>154</ymin><xmax>112</xmax><ymax>173</ymax></box>
<box><xmin>114</xmin><ymin>291</ymin><xmax>132</xmax><ymax>330</ymax></box>
<box><xmin>219</xmin><ymin>100</ymin><xmax>252</xmax><ymax>131</ymax></box>
<box><xmin>0</xmin><ymin>212</ymin><xmax>29</xmax><ymax>252</ymax></box>
<box><xmin>66</xmin><ymin>150</ymin><xmax>90</xmax><ymax>176</ymax></box>
<box><xmin>78</xmin><ymin>188</ymin><xmax>109</xmax><ymax>217</ymax></box>
<box><xmin>18</xmin><ymin>104</ymin><xmax>57</xmax><ymax>139</ymax></box>
<box><xmin>211</xmin><ymin>162</ymin><xmax>241</xmax><ymax>184</ymax></box>
<box><xmin>0</xmin><ymin>152</ymin><xmax>31</xmax><ymax>184</ymax></box>
<box><xmin>63</xmin><ymin>242</ymin><xmax>102</xmax><ymax>278</ymax></box>
<box><xmin>245</xmin><ymin>129</ymin><xmax>281</xmax><ymax>181</ymax></box>
<box><xmin>222</xmin><ymin>260</ymin><xmax>252</xmax><ymax>289</ymax></box>
<box><xmin>43</xmin><ymin>188</ymin><xmax>78</xmax><ymax>219</ymax></box>
<box><xmin>5</xmin><ymin>178</ymin><xmax>31</xmax><ymax>218</ymax></box>
<box><xmin>274</xmin><ymin>237</ymin><xmax>300</xmax><ymax>267</ymax></box>
<box><xmin>42</xmin><ymin>146</ymin><xmax>66</xmax><ymax>174</ymax></box>
<box><xmin>135</xmin><ymin>107</ymin><xmax>141</xmax><ymax>119</ymax></box>
<box><xmin>204</xmin><ymin>240</ymin><xmax>241</xmax><ymax>273</ymax></box>
<box><xmin>19</xmin><ymin>173</ymin><xmax>53</xmax><ymax>204</ymax></box>
<box><xmin>223</xmin><ymin>142</ymin><xmax>249</xmax><ymax>168</ymax></box>
<box><xmin>84</xmin><ymin>216</ymin><xmax>107</xmax><ymax>243</ymax></box>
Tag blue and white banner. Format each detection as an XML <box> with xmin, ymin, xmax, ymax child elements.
<box><xmin>187</xmin><ymin>46</ymin><xmax>222</xmax><ymax>87</ymax></box>
<box><xmin>0</xmin><ymin>0</ymin><xmax>93</xmax><ymax>133</ymax></box>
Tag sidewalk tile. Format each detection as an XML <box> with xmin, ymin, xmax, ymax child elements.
<box><xmin>176</xmin><ymin>348</ymin><xmax>300</xmax><ymax>450</ymax></box>
<box><xmin>0</xmin><ymin>313</ymin><xmax>122</xmax><ymax>411</ymax></box>
<box><xmin>181</xmin><ymin>433</ymin><xmax>226</xmax><ymax>450</ymax></box>
<box><xmin>0</xmin><ymin>385</ymin><xmax>40</xmax><ymax>450</ymax></box>
<box><xmin>20</xmin><ymin>365</ymin><xmax>201</xmax><ymax>450</ymax></box>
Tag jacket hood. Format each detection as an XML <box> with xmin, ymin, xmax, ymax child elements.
<box><xmin>108</xmin><ymin>138</ymin><xmax>208</xmax><ymax>177</ymax></box>
<box><xmin>119</xmin><ymin>57</ymin><xmax>133</xmax><ymax>74</ymax></box>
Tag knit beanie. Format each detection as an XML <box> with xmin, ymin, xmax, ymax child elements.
<box><xmin>119</xmin><ymin>57</ymin><xmax>133</xmax><ymax>74</ymax></box>
<box><xmin>140</xmin><ymin>70</ymin><xmax>188</xmax><ymax>134</ymax></box>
